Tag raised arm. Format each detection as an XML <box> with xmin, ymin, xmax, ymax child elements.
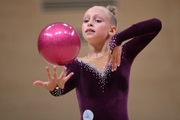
<box><xmin>109</xmin><ymin>18</ymin><xmax>162</xmax><ymax>62</ymax></box>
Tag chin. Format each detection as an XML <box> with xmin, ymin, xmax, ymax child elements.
<box><xmin>84</xmin><ymin>36</ymin><xmax>96</xmax><ymax>42</ymax></box>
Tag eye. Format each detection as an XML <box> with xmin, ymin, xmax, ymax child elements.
<box><xmin>83</xmin><ymin>19</ymin><xmax>89</xmax><ymax>23</ymax></box>
<box><xmin>95</xmin><ymin>19</ymin><xmax>102</xmax><ymax>23</ymax></box>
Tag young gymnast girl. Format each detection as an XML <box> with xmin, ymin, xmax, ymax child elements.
<box><xmin>33</xmin><ymin>5</ymin><xmax>162</xmax><ymax>120</ymax></box>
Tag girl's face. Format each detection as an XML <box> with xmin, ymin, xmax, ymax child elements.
<box><xmin>82</xmin><ymin>6</ymin><xmax>115</xmax><ymax>44</ymax></box>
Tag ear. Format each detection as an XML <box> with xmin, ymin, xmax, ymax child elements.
<box><xmin>109</xmin><ymin>26</ymin><xmax>117</xmax><ymax>36</ymax></box>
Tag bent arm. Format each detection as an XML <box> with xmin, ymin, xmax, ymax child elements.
<box><xmin>109</xmin><ymin>18</ymin><xmax>162</xmax><ymax>62</ymax></box>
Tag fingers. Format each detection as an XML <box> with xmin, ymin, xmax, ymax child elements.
<box><xmin>46</xmin><ymin>65</ymin><xmax>59</xmax><ymax>83</ymax></box>
<box><xmin>34</xmin><ymin>66</ymin><xmax>74</xmax><ymax>90</ymax></box>
<box><xmin>104</xmin><ymin>54</ymin><xmax>120</xmax><ymax>72</ymax></box>
<box><xmin>64</xmin><ymin>72</ymin><xmax>74</xmax><ymax>82</ymax></box>
<box><xmin>58</xmin><ymin>67</ymin><xmax>74</xmax><ymax>89</ymax></box>
<box><xmin>33</xmin><ymin>80</ymin><xmax>45</xmax><ymax>87</ymax></box>
<box><xmin>59</xmin><ymin>67</ymin><xmax>73</xmax><ymax>82</ymax></box>
<box><xmin>46</xmin><ymin>66</ymin><xmax>53</xmax><ymax>81</ymax></box>
<box><xmin>110</xmin><ymin>47</ymin><xmax>122</xmax><ymax>72</ymax></box>
<box><xmin>61</xmin><ymin>72</ymin><xmax>74</xmax><ymax>89</ymax></box>
<box><xmin>116</xmin><ymin>52</ymin><xmax>121</xmax><ymax>67</ymax></box>
<box><xmin>112</xmin><ymin>53</ymin><xmax>122</xmax><ymax>71</ymax></box>
<box><xmin>33</xmin><ymin>80</ymin><xmax>56</xmax><ymax>91</ymax></box>
<box><xmin>111</xmin><ymin>56</ymin><xmax>117</xmax><ymax>72</ymax></box>
<box><xmin>59</xmin><ymin>67</ymin><xmax>67</xmax><ymax>79</ymax></box>
<box><xmin>53</xmin><ymin>65</ymin><xmax>58</xmax><ymax>79</ymax></box>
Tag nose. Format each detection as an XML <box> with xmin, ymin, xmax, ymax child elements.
<box><xmin>87</xmin><ymin>22</ymin><xmax>93</xmax><ymax>27</ymax></box>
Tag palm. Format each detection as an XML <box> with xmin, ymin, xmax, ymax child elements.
<box><xmin>33</xmin><ymin>66</ymin><xmax>74</xmax><ymax>91</ymax></box>
<box><xmin>104</xmin><ymin>45</ymin><xmax>122</xmax><ymax>71</ymax></box>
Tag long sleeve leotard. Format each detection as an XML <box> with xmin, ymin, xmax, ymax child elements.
<box><xmin>50</xmin><ymin>18</ymin><xmax>162</xmax><ymax>120</ymax></box>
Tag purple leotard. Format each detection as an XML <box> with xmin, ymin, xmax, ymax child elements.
<box><xmin>51</xmin><ymin>18</ymin><xmax>162</xmax><ymax>120</ymax></box>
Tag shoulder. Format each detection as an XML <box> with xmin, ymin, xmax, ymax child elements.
<box><xmin>66</xmin><ymin>58</ymin><xmax>81</xmax><ymax>66</ymax></box>
<box><xmin>66</xmin><ymin>57</ymin><xmax>88</xmax><ymax>67</ymax></box>
<box><xmin>65</xmin><ymin>58</ymin><xmax>82</xmax><ymax>74</ymax></box>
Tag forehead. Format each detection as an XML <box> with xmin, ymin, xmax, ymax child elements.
<box><xmin>84</xmin><ymin>6</ymin><xmax>109</xmax><ymax>18</ymax></box>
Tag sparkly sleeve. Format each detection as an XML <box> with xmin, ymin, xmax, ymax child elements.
<box><xmin>64</xmin><ymin>59</ymin><xmax>80</xmax><ymax>93</ymax></box>
<box><xmin>109</xmin><ymin>18</ymin><xmax>162</xmax><ymax>61</ymax></box>
<box><xmin>50</xmin><ymin>59</ymin><xmax>80</xmax><ymax>97</ymax></box>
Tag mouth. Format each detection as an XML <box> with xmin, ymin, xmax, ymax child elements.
<box><xmin>85</xmin><ymin>29</ymin><xmax>95</xmax><ymax>33</ymax></box>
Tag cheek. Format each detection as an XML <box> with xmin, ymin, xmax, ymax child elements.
<box><xmin>98</xmin><ymin>25</ymin><xmax>110</xmax><ymax>34</ymax></box>
<box><xmin>81</xmin><ymin>24</ymin><xmax>84</xmax><ymax>31</ymax></box>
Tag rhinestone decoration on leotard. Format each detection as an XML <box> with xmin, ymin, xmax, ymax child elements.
<box><xmin>79</xmin><ymin>60</ymin><xmax>112</xmax><ymax>92</ymax></box>
<box><xmin>109</xmin><ymin>34</ymin><xmax>118</xmax><ymax>53</ymax></box>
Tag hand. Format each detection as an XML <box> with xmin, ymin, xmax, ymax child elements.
<box><xmin>33</xmin><ymin>66</ymin><xmax>74</xmax><ymax>91</ymax></box>
<box><xmin>104</xmin><ymin>46</ymin><xmax>122</xmax><ymax>71</ymax></box>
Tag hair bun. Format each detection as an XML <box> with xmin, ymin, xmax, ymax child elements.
<box><xmin>106</xmin><ymin>5</ymin><xmax>117</xmax><ymax>15</ymax></box>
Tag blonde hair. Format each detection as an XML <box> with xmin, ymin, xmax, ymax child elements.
<box><xmin>106</xmin><ymin>5</ymin><xmax>117</xmax><ymax>27</ymax></box>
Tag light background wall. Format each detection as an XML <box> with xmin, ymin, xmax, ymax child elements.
<box><xmin>0</xmin><ymin>0</ymin><xmax>180</xmax><ymax>120</ymax></box>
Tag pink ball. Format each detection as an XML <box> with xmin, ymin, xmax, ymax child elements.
<box><xmin>38</xmin><ymin>22</ymin><xmax>81</xmax><ymax>65</ymax></box>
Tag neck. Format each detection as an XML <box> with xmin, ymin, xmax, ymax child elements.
<box><xmin>86</xmin><ymin>40</ymin><xmax>110</xmax><ymax>58</ymax></box>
